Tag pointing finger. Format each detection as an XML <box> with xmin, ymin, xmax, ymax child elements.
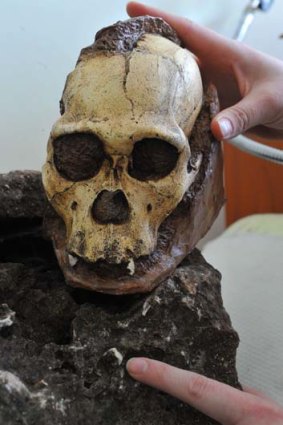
<box><xmin>126</xmin><ymin>357</ymin><xmax>277</xmax><ymax>425</ymax></box>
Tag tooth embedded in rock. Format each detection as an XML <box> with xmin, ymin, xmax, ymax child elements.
<box><xmin>68</xmin><ymin>254</ymin><xmax>78</xmax><ymax>267</ymax></box>
<box><xmin>127</xmin><ymin>258</ymin><xmax>135</xmax><ymax>275</ymax></box>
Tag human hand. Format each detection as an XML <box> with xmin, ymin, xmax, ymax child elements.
<box><xmin>127</xmin><ymin>357</ymin><xmax>283</xmax><ymax>425</ymax></box>
<box><xmin>127</xmin><ymin>2</ymin><xmax>283</xmax><ymax>142</ymax></box>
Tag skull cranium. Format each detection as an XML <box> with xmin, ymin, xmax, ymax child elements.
<box><xmin>42</xmin><ymin>17</ymin><xmax>224</xmax><ymax>294</ymax></box>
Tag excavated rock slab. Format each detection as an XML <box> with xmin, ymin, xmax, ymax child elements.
<box><xmin>0</xmin><ymin>171</ymin><xmax>239</xmax><ymax>425</ymax></box>
<box><xmin>0</xmin><ymin>171</ymin><xmax>45</xmax><ymax>219</ymax></box>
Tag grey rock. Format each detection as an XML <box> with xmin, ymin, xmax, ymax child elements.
<box><xmin>0</xmin><ymin>171</ymin><xmax>240</xmax><ymax>425</ymax></box>
<box><xmin>0</xmin><ymin>304</ymin><xmax>15</xmax><ymax>330</ymax></box>
<box><xmin>0</xmin><ymin>171</ymin><xmax>46</xmax><ymax>219</ymax></box>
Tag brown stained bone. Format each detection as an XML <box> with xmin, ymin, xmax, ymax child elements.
<box><xmin>186</xmin><ymin>84</ymin><xmax>221</xmax><ymax>198</ymax></box>
<box><xmin>45</xmin><ymin>85</ymin><xmax>224</xmax><ymax>294</ymax></box>
<box><xmin>79</xmin><ymin>16</ymin><xmax>180</xmax><ymax>61</ymax></box>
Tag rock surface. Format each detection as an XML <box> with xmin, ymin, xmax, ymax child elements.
<box><xmin>0</xmin><ymin>171</ymin><xmax>240</xmax><ymax>425</ymax></box>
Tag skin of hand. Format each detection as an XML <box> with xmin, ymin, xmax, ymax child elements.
<box><xmin>127</xmin><ymin>1</ymin><xmax>283</xmax><ymax>142</ymax></box>
<box><xmin>126</xmin><ymin>358</ymin><xmax>283</xmax><ymax>425</ymax></box>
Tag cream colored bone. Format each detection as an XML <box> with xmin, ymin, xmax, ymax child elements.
<box><xmin>42</xmin><ymin>34</ymin><xmax>203</xmax><ymax>264</ymax></box>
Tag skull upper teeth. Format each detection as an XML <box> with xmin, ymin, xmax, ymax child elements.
<box><xmin>68</xmin><ymin>254</ymin><xmax>78</xmax><ymax>267</ymax></box>
<box><xmin>127</xmin><ymin>258</ymin><xmax>135</xmax><ymax>275</ymax></box>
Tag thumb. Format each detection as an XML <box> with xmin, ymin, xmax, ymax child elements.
<box><xmin>211</xmin><ymin>94</ymin><xmax>268</xmax><ymax>140</ymax></box>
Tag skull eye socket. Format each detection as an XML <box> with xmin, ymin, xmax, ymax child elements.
<box><xmin>53</xmin><ymin>133</ymin><xmax>105</xmax><ymax>181</ymax></box>
<box><xmin>128</xmin><ymin>138</ymin><xmax>179</xmax><ymax>181</ymax></box>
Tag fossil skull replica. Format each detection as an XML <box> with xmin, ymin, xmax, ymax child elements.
<box><xmin>42</xmin><ymin>17</ymin><xmax>224</xmax><ymax>294</ymax></box>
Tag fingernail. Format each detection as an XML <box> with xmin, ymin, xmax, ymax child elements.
<box><xmin>126</xmin><ymin>358</ymin><xmax>148</xmax><ymax>374</ymax></box>
<box><xmin>218</xmin><ymin>118</ymin><xmax>233</xmax><ymax>138</ymax></box>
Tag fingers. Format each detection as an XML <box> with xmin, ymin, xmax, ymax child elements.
<box><xmin>212</xmin><ymin>93</ymin><xmax>275</xmax><ymax>139</ymax></box>
<box><xmin>126</xmin><ymin>1</ymin><xmax>238</xmax><ymax>62</ymax></box>
<box><xmin>127</xmin><ymin>358</ymin><xmax>255</xmax><ymax>424</ymax></box>
<box><xmin>126</xmin><ymin>2</ymin><xmax>246</xmax><ymax>113</ymax></box>
<box><xmin>127</xmin><ymin>3</ymin><xmax>283</xmax><ymax>139</ymax></box>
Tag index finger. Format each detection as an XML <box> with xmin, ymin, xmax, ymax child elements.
<box><xmin>126</xmin><ymin>1</ymin><xmax>239</xmax><ymax>62</ymax></box>
<box><xmin>126</xmin><ymin>357</ymin><xmax>275</xmax><ymax>425</ymax></box>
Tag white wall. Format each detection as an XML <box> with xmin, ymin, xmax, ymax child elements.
<box><xmin>2</xmin><ymin>0</ymin><xmax>282</xmax><ymax>173</ymax></box>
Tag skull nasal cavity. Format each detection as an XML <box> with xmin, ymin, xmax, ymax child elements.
<box><xmin>92</xmin><ymin>190</ymin><xmax>130</xmax><ymax>224</ymax></box>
